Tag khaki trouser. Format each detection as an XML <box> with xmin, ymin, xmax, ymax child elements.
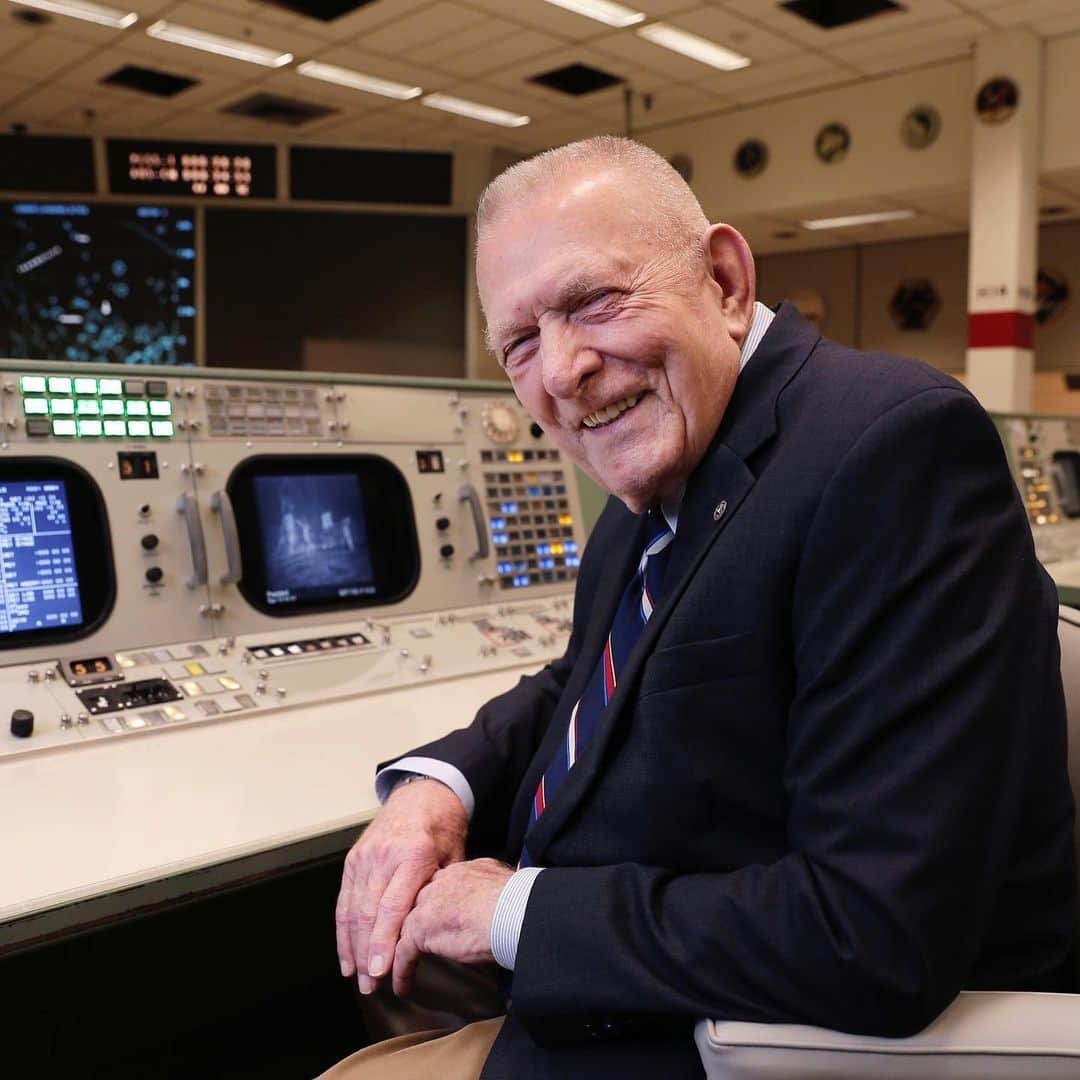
<box><xmin>316</xmin><ymin>1017</ymin><xmax>504</xmax><ymax>1079</ymax></box>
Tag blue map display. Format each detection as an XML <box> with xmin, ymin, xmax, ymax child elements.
<box><xmin>0</xmin><ymin>480</ymin><xmax>83</xmax><ymax>635</ymax></box>
<box><xmin>0</xmin><ymin>201</ymin><xmax>196</xmax><ymax>365</ymax></box>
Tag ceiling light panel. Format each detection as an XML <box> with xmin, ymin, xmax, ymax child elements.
<box><xmin>144</xmin><ymin>21</ymin><xmax>294</xmax><ymax>69</ymax></box>
<box><xmin>542</xmin><ymin>0</ymin><xmax>645</xmax><ymax>29</ymax></box>
<box><xmin>296</xmin><ymin>61</ymin><xmax>422</xmax><ymax>100</ymax></box>
<box><xmin>421</xmin><ymin>93</ymin><xmax>530</xmax><ymax>127</ymax></box>
<box><xmin>7</xmin><ymin>0</ymin><xmax>137</xmax><ymax>29</ymax></box>
<box><xmin>636</xmin><ymin>23</ymin><xmax>751</xmax><ymax>71</ymax></box>
<box><xmin>801</xmin><ymin>209</ymin><xmax>916</xmax><ymax>230</ymax></box>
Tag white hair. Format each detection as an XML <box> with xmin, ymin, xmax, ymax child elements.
<box><xmin>476</xmin><ymin>135</ymin><xmax>709</xmax><ymax>264</ymax></box>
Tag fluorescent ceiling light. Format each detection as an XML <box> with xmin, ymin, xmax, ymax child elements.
<box><xmin>801</xmin><ymin>209</ymin><xmax>916</xmax><ymax>230</ymax></box>
<box><xmin>636</xmin><ymin>23</ymin><xmax>751</xmax><ymax>72</ymax></box>
<box><xmin>542</xmin><ymin>0</ymin><xmax>644</xmax><ymax>28</ymax></box>
<box><xmin>422</xmin><ymin>93</ymin><xmax>529</xmax><ymax>128</ymax></box>
<box><xmin>9</xmin><ymin>0</ymin><xmax>137</xmax><ymax>29</ymax></box>
<box><xmin>296</xmin><ymin>61</ymin><xmax>421</xmax><ymax>100</ymax></box>
<box><xmin>145</xmin><ymin>20</ymin><xmax>293</xmax><ymax>68</ymax></box>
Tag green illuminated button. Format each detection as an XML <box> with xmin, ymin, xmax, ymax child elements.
<box><xmin>52</xmin><ymin>418</ymin><xmax>77</xmax><ymax>436</ymax></box>
<box><xmin>74</xmin><ymin>377</ymin><xmax>97</xmax><ymax>395</ymax></box>
<box><xmin>23</xmin><ymin>398</ymin><xmax>48</xmax><ymax>415</ymax></box>
<box><xmin>149</xmin><ymin>399</ymin><xmax>172</xmax><ymax>417</ymax></box>
<box><xmin>48</xmin><ymin>376</ymin><xmax>72</xmax><ymax>394</ymax></box>
<box><xmin>127</xmin><ymin>419</ymin><xmax>151</xmax><ymax>437</ymax></box>
<box><xmin>101</xmin><ymin>399</ymin><xmax>124</xmax><ymax>416</ymax></box>
<box><xmin>20</xmin><ymin>375</ymin><xmax>46</xmax><ymax>394</ymax></box>
<box><xmin>50</xmin><ymin>398</ymin><xmax>75</xmax><ymax>415</ymax></box>
<box><xmin>103</xmin><ymin>420</ymin><xmax>126</xmax><ymax>437</ymax></box>
<box><xmin>77</xmin><ymin>399</ymin><xmax>100</xmax><ymax>415</ymax></box>
<box><xmin>125</xmin><ymin>400</ymin><xmax>149</xmax><ymax>417</ymax></box>
<box><xmin>78</xmin><ymin>419</ymin><xmax>103</xmax><ymax>437</ymax></box>
<box><xmin>151</xmin><ymin>420</ymin><xmax>174</xmax><ymax>437</ymax></box>
<box><xmin>100</xmin><ymin>378</ymin><xmax>122</xmax><ymax>395</ymax></box>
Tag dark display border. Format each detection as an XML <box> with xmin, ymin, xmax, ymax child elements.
<box><xmin>0</xmin><ymin>457</ymin><xmax>116</xmax><ymax>651</ymax></box>
<box><xmin>227</xmin><ymin>454</ymin><xmax>420</xmax><ymax>617</ymax></box>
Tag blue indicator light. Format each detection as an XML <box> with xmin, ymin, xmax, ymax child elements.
<box><xmin>528</xmin><ymin>487</ymin><xmax>541</xmax><ymax>497</ymax></box>
<box><xmin>492</xmin><ymin>532</ymin><xmax>509</xmax><ymax>545</ymax></box>
<box><xmin>501</xmin><ymin>502</ymin><xmax>518</xmax><ymax>514</ymax></box>
<box><xmin>566</xmin><ymin>542</ymin><xmax>579</xmax><ymax>553</ymax></box>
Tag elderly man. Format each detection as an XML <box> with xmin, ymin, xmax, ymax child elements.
<box><xmin>324</xmin><ymin>137</ymin><xmax>1075</xmax><ymax>1077</ymax></box>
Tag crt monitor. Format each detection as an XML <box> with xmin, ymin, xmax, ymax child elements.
<box><xmin>0</xmin><ymin>459</ymin><xmax>115</xmax><ymax>650</ymax></box>
<box><xmin>228</xmin><ymin>455</ymin><xmax>419</xmax><ymax>616</ymax></box>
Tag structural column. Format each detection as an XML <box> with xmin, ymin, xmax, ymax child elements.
<box><xmin>966</xmin><ymin>29</ymin><xmax>1042</xmax><ymax>412</ymax></box>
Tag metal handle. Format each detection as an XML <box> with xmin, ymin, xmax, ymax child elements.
<box><xmin>458</xmin><ymin>483</ymin><xmax>490</xmax><ymax>562</ymax></box>
<box><xmin>209</xmin><ymin>489</ymin><xmax>243</xmax><ymax>586</ymax></box>
<box><xmin>176</xmin><ymin>491</ymin><xmax>208</xmax><ymax>588</ymax></box>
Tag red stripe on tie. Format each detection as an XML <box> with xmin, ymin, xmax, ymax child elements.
<box><xmin>603</xmin><ymin>636</ymin><xmax>616</xmax><ymax>703</ymax></box>
<box><xmin>968</xmin><ymin>311</ymin><xmax>1034</xmax><ymax>349</ymax></box>
<box><xmin>534</xmin><ymin>776</ymin><xmax>545</xmax><ymax>818</ymax></box>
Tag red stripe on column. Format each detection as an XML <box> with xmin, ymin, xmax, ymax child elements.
<box><xmin>968</xmin><ymin>311</ymin><xmax>1034</xmax><ymax>349</ymax></box>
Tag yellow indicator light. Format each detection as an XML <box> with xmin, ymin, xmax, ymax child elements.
<box><xmin>149</xmin><ymin>399</ymin><xmax>172</xmax><ymax>416</ymax></box>
<box><xmin>78</xmin><ymin>419</ymin><xmax>103</xmax><ymax>437</ymax></box>
<box><xmin>77</xmin><ymin>399</ymin><xmax>100</xmax><ymax>415</ymax></box>
<box><xmin>74</xmin><ymin>377</ymin><xmax>97</xmax><ymax>395</ymax></box>
<box><xmin>50</xmin><ymin>398</ymin><xmax>75</xmax><ymax>415</ymax></box>
<box><xmin>551</xmin><ymin>543</ymin><xmax>565</xmax><ymax>555</ymax></box>
<box><xmin>100</xmin><ymin>378</ymin><xmax>122</xmax><ymax>395</ymax></box>
<box><xmin>125</xmin><ymin>399</ymin><xmax>149</xmax><ymax>416</ymax></box>
<box><xmin>127</xmin><ymin>420</ymin><xmax>151</xmax><ymax>437</ymax></box>
<box><xmin>180</xmin><ymin>680</ymin><xmax>203</xmax><ymax>697</ymax></box>
<box><xmin>48</xmin><ymin>376</ymin><xmax>72</xmax><ymax>394</ymax></box>
<box><xmin>218</xmin><ymin>675</ymin><xmax>242</xmax><ymax>691</ymax></box>
<box><xmin>104</xmin><ymin>420</ymin><xmax>126</xmax><ymax>436</ymax></box>
<box><xmin>163</xmin><ymin>705</ymin><xmax>186</xmax><ymax>721</ymax></box>
<box><xmin>151</xmin><ymin>420</ymin><xmax>174</xmax><ymax>437</ymax></box>
<box><xmin>23</xmin><ymin>398</ymin><xmax>48</xmax><ymax>415</ymax></box>
<box><xmin>20</xmin><ymin>375</ymin><xmax>46</xmax><ymax>394</ymax></box>
<box><xmin>507</xmin><ymin>450</ymin><xmax>525</xmax><ymax>463</ymax></box>
<box><xmin>558</xmin><ymin>514</ymin><xmax>574</xmax><ymax>526</ymax></box>
<box><xmin>52</xmin><ymin>419</ymin><xmax>77</xmax><ymax>436</ymax></box>
<box><xmin>185</xmin><ymin>661</ymin><xmax>207</xmax><ymax>676</ymax></box>
<box><xmin>101</xmin><ymin>399</ymin><xmax>124</xmax><ymax>415</ymax></box>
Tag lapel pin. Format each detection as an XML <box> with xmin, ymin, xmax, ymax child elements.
<box><xmin>713</xmin><ymin>500</ymin><xmax>727</xmax><ymax>522</ymax></box>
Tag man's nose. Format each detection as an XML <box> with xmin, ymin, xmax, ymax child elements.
<box><xmin>539</xmin><ymin>325</ymin><xmax>602</xmax><ymax>399</ymax></box>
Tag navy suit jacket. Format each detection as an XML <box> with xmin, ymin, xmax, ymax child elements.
<box><xmin>397</xmin><ymin>304</ymin><xmax>1076</xmax><ymax>1077</ymax></box>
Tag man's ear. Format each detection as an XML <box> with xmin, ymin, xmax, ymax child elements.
<box><xmin>704</xmin><ymin>223</ymin><xmax>756</xmax><ymax>342</ymax></box>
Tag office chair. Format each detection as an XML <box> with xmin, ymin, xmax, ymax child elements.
<box><xmin>696</xmin><ymin>605</ymin><xmax>1080</xmax><ymax>1078</ymax></box>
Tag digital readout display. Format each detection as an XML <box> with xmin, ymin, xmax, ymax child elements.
<box><xmin>106</xmin><ymin>139</ymin><xmax>277</xmax><ymax>199</ymax></box>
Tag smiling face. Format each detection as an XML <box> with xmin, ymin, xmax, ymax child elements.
<box><xmin>477</xmin><ymin>166</ymin><xmax>754</xmax><ymax>513</ymax></box>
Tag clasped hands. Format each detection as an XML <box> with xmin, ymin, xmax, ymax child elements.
<box><xmin>336</xmin><ymin>777</ymin><xmax>514</xmax><ymax>996</ymax></box>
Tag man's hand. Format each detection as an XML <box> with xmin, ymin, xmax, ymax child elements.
<box><xmin>392</xmin><ymin>858</ymin><xmax>515</xmax><ymax>996</ymax></box>
<box><xmin>336</xmin><ymin>778</ymin><xmax>468</xmax><ymax>994</ymax></box>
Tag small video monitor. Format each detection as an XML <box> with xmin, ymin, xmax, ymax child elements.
<box><xmin>227</xmin><ymin>455</ymin><xmax>419</xmax><ymax>616</ymax></box>
<box><xmin>0</xmin><ymin>460</ymin><xmax>115</xmax><ymax>650</ymax></box>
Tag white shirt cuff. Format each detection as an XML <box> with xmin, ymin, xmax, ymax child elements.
<box><xmin>490</xmin><ymin>866</ymin><xmax>544</xmax><ymax>970</ymax></box>
<box><xmin>374</xmin><ymin>755</ymin><xmax>475</xmax><ymax>818</ymax></box>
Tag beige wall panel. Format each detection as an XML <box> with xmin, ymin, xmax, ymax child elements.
<box><xmin>860</xmin><ymin>233</ymin><xmax>968</xmax><ymax>372</ymax></box>
<box><xmin>755</xmin><ymin>247</ymin><xmax>858</xmax><ymax>346</ymax></box>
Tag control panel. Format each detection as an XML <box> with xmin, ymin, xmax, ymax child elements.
<box><xmin>997</xmin><ymin>413</ymin><xmax>1080</xmax><ymax>570</ymax></box>
<box><xmin>0</xmin><ymin>362</ymin><xmax>588</xmax><ymax>761</ymax></box>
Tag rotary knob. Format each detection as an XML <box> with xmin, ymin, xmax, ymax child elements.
<box><xmin>11</xmin><ymin>709</ymin><xmax>33</xmax><ymax>738</ymax></box>
<box><xmin>141</xmin><ymin>533</ymin><xmax>159</xmax><ymax>550</ymax></box>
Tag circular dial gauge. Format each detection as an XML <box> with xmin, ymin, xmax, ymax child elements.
<box><xmin>481</xmin><ymin>401</ymin><xmax>520</xmax><ymax>444</ymax></box>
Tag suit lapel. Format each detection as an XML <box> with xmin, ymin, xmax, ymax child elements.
<box><xmin>522</xmin><ymin>303</ymin><xmax>822</xmax><ymax>865</ymax></box>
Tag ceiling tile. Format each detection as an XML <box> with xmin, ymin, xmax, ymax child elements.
<box><xmin>659</xmin><ymin>5</ymin><xmax>805</xmax><ymax>62</ymax></box>
<box><xmin>313</xmin><ymin>44</ymin><xmax>434</xmax><ymax>86</ymax></box>
<box><xmin>692</xmin><ymin>51</ymin><xmax>848</xmax><ymax>94</ymax></box>
<box><xmin>0</xmin><ymin>34</ymin><xmax>100</xmax><ymax>81</ymax></box>
<box><xmin>1032</xmin><ymin>11</ymin><xmax>1080</xmax><ymax>35</ymax></box>
<box><xmin>0</xmin><ymin>83</ymin><xmax>88</xmax><ymax>124</ymax></box>
<box><xmin>978</xmin><ymin>0</ymin><xmax>1080</xmax><ymax>26</ymax></box>
<box><xmin>408</xmin><ymin>17</ymin><xmax>518</xmax><ymax>65</ymax></box>
<box><xmin>358</xmin><ymin>2</ymin><xmax>486</xmax><ymax>53</ymax></box>
<box><xmin>160</xmin><ymin>1</ymin><xmax>331</xmax><ymax>57</ymax></box>
<box><xmin>423</xmin><ymin>28</ymin><xmax>568</xmax><ymax>78</ymax></box>
<box><xmin>593</xmin><ymin>29</ymin><xmax>726</xmax><ymax>80</ymax></box>
<box><xmin>298</xmin><ymin>0</ymin><xmax>433</xmax><ymax>41</ymax></box>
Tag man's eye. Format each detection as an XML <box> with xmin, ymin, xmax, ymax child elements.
<box><xmin>504</xmin><ymin>334</ymin><xmax>536</xmax><ymax>364</ymax></box>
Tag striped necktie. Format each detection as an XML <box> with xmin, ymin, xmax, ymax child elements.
<box><xmin>519</xmin><ymin>510</ymin><xmax>674</xmax><ymax>867</ymax></box>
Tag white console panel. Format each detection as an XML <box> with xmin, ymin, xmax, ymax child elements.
<box><xmin>0</xmin><ymin>362</ymin><xmax>588</xmax><ymax>940</ymax></box>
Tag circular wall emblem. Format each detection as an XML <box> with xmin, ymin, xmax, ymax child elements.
<box><xmin>900</xmin><ymin>104</ymin><xmax>941</xmax><ymax>149</ymax></box>
<box><xmin>814</xmin><ymin>122</ymin><xmax>850</xmax><ymax>164</ymax></box>
<box><xmin>667</xmin><ymin>153</ymin><xmax>693</xmax><ymax>183</ymax></box>
<box><xmin>890</xmin><ymin>279</ymin><xmax>940</xmax><ymax>330</ymax></box>
<box><xmin>1036</xmin><ymin>267</ymin><xmax>1069</xmax><ymax>327</ymax></box>
<box><xmin>976</xmin><ymin>76</ymin><xmax>1019</xmax><ymax>125</ymax></box>
<box><xmin>733</xmin><ymin>139</ymin><xmax>768</xmax><ymax>178</ymax></box>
